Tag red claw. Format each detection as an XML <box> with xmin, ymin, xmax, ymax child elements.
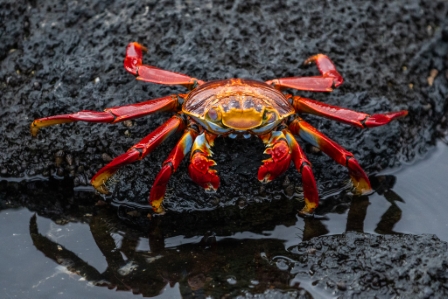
<box><xmin>124</xmin><ymin>42</ymin><xmax>147</xmax><ymax>75</ymax></box>
<box><xmin>124</xmin><ymin>42</ymin><xmax>204</xmax><ymax>88</ymax></box>
<box><xmin>188</xmin><ymin>132</ymin><xmax>220</xmax><ymax>192</ymax></box>
<box><xmin>304</xmin><ymin>54</ymin><xmax>344</xmax><ymax>87</ymax></box>
<box><xmin>188</xmin><ymin>152</ymin><xmax>220</xmax><ymax>191</ymax></box>
<box><xmin>363</xmin><ymin>111</ymin><xmax>408</xmax><ymax>128</ymax></box>
<box><xmin>258</xmin><ymin>132</ymin><xmax>292</xmax><ymax>183</ymax></box>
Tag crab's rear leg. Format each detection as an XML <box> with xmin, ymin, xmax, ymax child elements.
<box><xmin>188</xmin><ymin>132</ymin><xmax>220</xmax><ymax>192</ymax></box>
<box><xmin>125</xmin><ymin>42</ymin><xmax>205</xmax><ymax>89</ymax></box>
<box><xmin>283</xmin><ymin>130</ymin><xmax>319</xmax><ymax>215</ymax></box>
<box><xmin>289</xmin><ymin>117</ymin><xmax>372</xmax><ymax>195</ymax></box>
<box><xmin>30</xmin><ymin>95</ymin><xmax>181</xmax><ymax>137</ymax></box>
<box><xmin>292</xmin><ymin>96</ymin><xmax>408</xmax><ymax>128</ymax></box>
<box><xmin>149</xmin><ymin>127</ymin><xmax>199</xmax><ymax>214</ymax></box>
<box><xmin>258</xmin><ymin>131</ymin><xmax>292</xmax><ymax>183</ymax></box>
<box><xmin>91</xmin><ymin>116</ymin><xmax>184</xmax><ymax>194</ymax></box>
<box><xmin>266</xmin><ymin>54</ymin><xmax>343</xmax><ymax>92</ymax></box>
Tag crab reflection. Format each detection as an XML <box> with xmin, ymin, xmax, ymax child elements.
<box><xmin>301</xmin><ymin>175</ymin><xmax>403</xmax><ymax>240</ymax></box>
<box><xmin>29</xmin><ymin>212</ymin><xmax>308</xmax><ymax>298</ymax></box>
<box><xmin>24</xmin><ymin>174</ymin><xmax>402</xmax><ymax>298</ymax></box>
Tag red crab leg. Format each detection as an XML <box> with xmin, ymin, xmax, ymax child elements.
<box><xmin>90</xmin><ymin>116</ymin><xmax>184</xmax><ymax>194</ymax></box>
<box><xmin>124</xmin><ymin>42</ymin><xmax>205</xmax><ymax>88</ymax></box>
<box><xmin>283</xmin><ymin>130</ymin><xmax>319</xmax><ymax>215</ymax></box>
<box><xmin>289</xmin><ymin>117</ymin><xmax>372</xmax><ymax>195</ymax></box>
<box><xmin>30</xmin><ymin>95</ymin><xmax>181</xmax><ymax>137</ymax></box>
<box><xmin>291</xmin><ymin>96</ymin><xmax>408</xmax><ymax>128</ymax></box>
<box><xmin>265</xmin><ymin>54</ymin><xmax>343</xmax><ymax>92</ymax></box>
<box><xmin>258</xmin><ymin>131</ymin><xmax>292</xmax><ymax>183</ymax></box>
<box><xmin>149</xmin><ymin>128</ymin><xmax>198</xmax><ymax>214</ymax></box>
<box><xmin>188</xmin><ymin>132</ymin><xmax>220</xmax><ymax>192</ymax></box>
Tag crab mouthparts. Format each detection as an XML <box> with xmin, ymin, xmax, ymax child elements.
<box><xmin>221</xmin><ymin>108</ymin><xmax>263</xmax><ymax>130</ymax></box>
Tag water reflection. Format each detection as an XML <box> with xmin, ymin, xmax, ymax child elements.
<box><xmin>3</xmin><ymin>142</ymin><xmax>448</xmax><ymax>297</ymax></box>
<box><xmin>29</xmin><ymin>212</ymin><xmax>310</xmax><ymax>298</ymax></box>
<box><xmin>20</xmin><ymin>175</ymin><xmax>405</xmax><ymax>298</ymax></box>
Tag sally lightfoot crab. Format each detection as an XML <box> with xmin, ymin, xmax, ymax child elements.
<box><xmin>31</xmin><ymin>42</ymin><xmax>407</xmax><ymax>215</ymax></box>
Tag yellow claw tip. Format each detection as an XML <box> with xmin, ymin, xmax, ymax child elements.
<box><xmin>30</xmin><ymin>123</ymin><xmax>39</xmax><ymax>137</ymax></box>
<box><xmin>152</xmin><ymin>205</ymin><xmax>166</xmax><ymax>215</ymax></box>
<box><xmin>351</xmin><ymin>177</ymin><xmax>373</xmax><ymax>196</ymax></box>
<box><xmin>95</xmin><ymin>185</ymin><xmax>111</xmax><ymax>195</ymax></box>
<box><xmin>300</xmin><ymin>197</ymin><xmax>318</xmax><ymax>215</ymax></box>
<box><xmin>91</xmin><ymin>174</ymin><xmax>114</xmax><ymax>195</ymax></box>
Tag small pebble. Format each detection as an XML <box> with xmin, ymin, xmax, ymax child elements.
<box><xmin>337</xmin><ymin>282</ymin><xmax>347</xmax><ymax>291</ymax></box>
<box><xmin>102</xmin><ymin>153</ymin><xmax>113</xmax><ymax>162</ymax></box>
<box><xmin>33</xmin><ymin>81</ymin><xmax>41</xmax><ymax>90</ymax></box>
<box><xmin>307</xmin><ymin>248</ymin><xmax>317</xmax><ymax>255</ymax></box>
<box><xmin>427</xmin><ymin>69</ymin><xmax>438</xmax><ymax>86</ymax></box>
<box><xmin>55</xmin><ymin>150</ymin><xmax>64</xmax><ymax>167</ymax></box>
<box><xmin>123</xmin><ymin>120</ymin><xmax>133</xmax><ymax>127</ymax></box>
<box><xmin>65</xmin><ymin>154</ymin><xmax>73</xmax><ymax>166</ymax></box>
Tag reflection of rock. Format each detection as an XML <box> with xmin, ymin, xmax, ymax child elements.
<box><xmin>285</xmin><ymin>232</ymin><xmax>448</xmax><ymax>297</ymax></box>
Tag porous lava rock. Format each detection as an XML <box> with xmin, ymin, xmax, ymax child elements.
<box><xmin>0</xmin><ymin>0</ymin><xmax>447</xmax><ymax>212</ymax></box>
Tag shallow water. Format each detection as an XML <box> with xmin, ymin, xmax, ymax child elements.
<box><xmin>1</xmin><ymin>141</ymin><xmax>448</xmax><ymax>298</ymax></box>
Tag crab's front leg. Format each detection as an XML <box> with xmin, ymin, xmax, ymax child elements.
<box><xmin>149</xmin><ymin>127</ymin><xmax>198</xmax><ymax>214</ymax></box>
<box><xmin>258</xmin><ymin>131</ymin><xmax>292</xmax><ymax>183</ymax></box>
<box><xmin>124</xmin><ymin>42</ymin><xmax>205</xmax><ymax>88</ymax></box>
<box><xmin>266</xmin><ymin>54</ymin><xmax>343</xmax><ymax>92</ymax></box>
<box><xmin>289</xmin><ymin>117</ymin><xmax>372</xmax><ymax>195</ymax></box>
<box><xmin>188</xmin><ymin>132</ymin><xmax>220</xmax><ymax>192</ymax></box>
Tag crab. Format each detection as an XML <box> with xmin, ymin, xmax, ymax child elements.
<box><xmin>31</xmin><ymin>42</ymin><xmax>408</xmax><ymax>215</ymax></box>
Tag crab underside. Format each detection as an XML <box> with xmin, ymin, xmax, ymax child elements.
<box><xmin>31</xmin><ymin>42</ymin><xmax>407</xmax><ymax>215</ymax></box>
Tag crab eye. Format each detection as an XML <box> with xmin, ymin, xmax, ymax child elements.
<box><xmin>264</xmin><ymin>111</ymin><xmax>277</xmax><ymax>123</ymax></box>
<box><xmin>207</xmin><ymin>108</ymin><xmax>221</xmax><ymax>121</ymax></box>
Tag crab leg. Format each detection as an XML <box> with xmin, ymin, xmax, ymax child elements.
<box><xmin>291</xmin><ymin>96</ymin><xmax>408</xmax><ymax>128</ymax></box>
<box><xmin>289</xmin><ymin>117</ymin><xmax>372</xmax><ymax>195</ymax></box>
<box><xmin>124</xmin><ymin>42</ymin><xmax>205</xmax><ymax>88</ymax></box>
<box><xmin>30</xmin><ymin>95</ymin><xmax>181</xmax><ymax>137</ymax></box>
<box><xmin>188</xmin><ymin>132</ymin><xmax>220</xmax><ymax>192</ymax></box>
<box><xmin>258</xmin><ymin>131</ymin><xmax>292</xmax><ymax>183</ymax></box>
<box><xmin>265</xmin><ymin>54</ymin><xmax>343</xmax><ymax>92</ymax></box>
<box><xmin>149</xmin><ymin>128</ymin><xmax>198</xmax><ymax>214</ymax></box>
<box><xmin>283</xmin><ymin>130</ymin><xmax>319</xmax><ymax>215</ymax></box>
<box><xmin>91</xmin><ymin>116</ymin><xmax>184</xmax><ymax>194</ymax></box>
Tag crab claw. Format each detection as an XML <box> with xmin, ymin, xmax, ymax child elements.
<box><xmin>304</xmin><ymin>54</ymin><xmax>344</xmax><ymax>87</ymax></box>
<box><xmin>188</xmin><ymin>151</ymin><xmax>220</xmax><ymax>192</ymax></box>
<box><xmin>124</xmin><ymin>42</ymin><xmax>148</xmax><ymax>75</ymax></box>
<box><xmin>258</xmin><ymin>132</ymin><xmax>292</xmax><ymax>183</ymax></box>
<box><xmin>363</xmin><ymin>111</ymin><xmax>409</xmax><ymax>128</ymax></box>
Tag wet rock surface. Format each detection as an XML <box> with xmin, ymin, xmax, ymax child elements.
<box><xmin>0</xmin><ymin>0</ymin><xmax>447</xmax><ymax>213</ymax></box>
